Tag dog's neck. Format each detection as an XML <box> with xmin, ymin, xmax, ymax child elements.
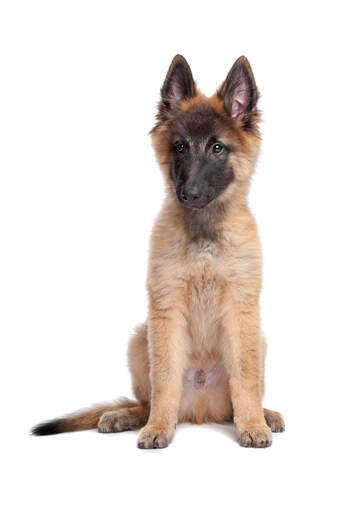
<box><xmin>183</xmin><ymin>201</ymin><xmax>227</xmax><ymax>244</ymax></box>
<box><xmin>165</xmin><ymin>190</ymin><xmax>247</xmax><ymax>248</ymax></box>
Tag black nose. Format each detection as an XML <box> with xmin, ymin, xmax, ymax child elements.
<box><xmin>181</xmin><ymin>185</ymin><xmax>201</xmax><ymax>204</ymax></box>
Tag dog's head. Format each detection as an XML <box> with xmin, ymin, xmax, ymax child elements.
<box><xmin>151</xmin><ymin>55</ymin><xmax>261</xmax><ymax>210</ymax></box>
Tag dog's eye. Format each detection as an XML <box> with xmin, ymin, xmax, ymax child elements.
<box><xmin>213</xmin><ymin>143</ymin><xmax>223</xmax><ymax>154</ymax></box>
<box><xmin>175</xmin><ymin>142</ymin><xmax>185</xmax><ymax>153</ymax></box>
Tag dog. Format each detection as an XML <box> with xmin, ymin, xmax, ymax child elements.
<box><xmin>32</xmin><ymin>55</ymin><xmax>284</xmax><ymax>448</ymax></box>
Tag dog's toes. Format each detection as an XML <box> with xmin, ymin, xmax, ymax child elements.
<box><xmin>98</xmin><ymin>409</ymin><xmax>139</xmax><ymax>433</ymax></box>
<box><xmin>264</xmin><ymin>409</ymin><xmax>285</xmax><ymax>433</ymax></box>
<box><xmin>137</xmin><ymin>425</ymin><xmax>173</xmax><ymax>449</ymax></box>
<box><xmin>238</xmin><ymin>424</ymin><xmax>272</xmax><ymax>448</ymax></box>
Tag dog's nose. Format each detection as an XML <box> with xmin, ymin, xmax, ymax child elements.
<box><xmin>181</xmin><ymin>185</ymin><xmax>201</xmax><ymax>203</ymax></box>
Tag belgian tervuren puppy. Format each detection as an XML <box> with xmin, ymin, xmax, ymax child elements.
<box><xmin>32</xmin><ymin>55</ymin><xmax>284</xmax><ymax>448</ymax></box>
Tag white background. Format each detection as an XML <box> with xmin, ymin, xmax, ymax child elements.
<box><xmin>1</xmin><ymin>1</ymin><xmax>340</xmax><ymax>510</ymax></box>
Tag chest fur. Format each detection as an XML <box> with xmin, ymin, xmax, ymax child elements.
<box><xmin>186</xmin><ymin>256</ymin><xmax>225</xmax><ymax>353</ymax></box>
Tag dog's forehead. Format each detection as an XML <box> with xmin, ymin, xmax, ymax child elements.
<box><xmin>174</xmin><ymin>105</ymin><xmax>221</xmax><ymax>141</ymax></box>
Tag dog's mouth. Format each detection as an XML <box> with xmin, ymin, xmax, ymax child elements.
<box><xmin>179</xmin><ymin>198</ymin><xmax>213</xmax><ymax>210</ymax></box>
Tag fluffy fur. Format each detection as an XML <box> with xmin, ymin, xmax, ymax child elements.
<box><xmin>32</xmin><ymin>55</ymin><xmax>284</xmax><ymax>448</ymax></box>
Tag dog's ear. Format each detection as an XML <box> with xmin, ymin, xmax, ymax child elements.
<box><xmin>218</xmin><ymin>56</ymin><xmax>258</xmax><ymax>121</ymax></box>
<box><xmin>161</xmin><ymin>55</ymin><xmax>196</xmax><ymax>109</ymax></box>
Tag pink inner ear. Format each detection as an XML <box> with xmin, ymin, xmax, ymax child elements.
<box><xmin>231</xmin><ymin>86</ymin><xmax>249</xmax><ymax>120</ymax></box>
<box><xmin>170</xmin><ymin>78</ymin><xmax>185</xmax><ymax>102</ymax></box>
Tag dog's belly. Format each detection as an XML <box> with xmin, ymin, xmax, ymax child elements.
<box><xmin>179</xmin><ymin>259</ymin><xmax>232</xmax><ymax>423</ymax></box>
<box><xmin>179</xmin><ymin>361</ymin><xmax>233</xmax><ymax>424</ymax></box>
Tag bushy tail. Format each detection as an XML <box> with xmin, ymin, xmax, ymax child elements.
<box><xmin>31</xmin><ymin>397</ymin><xmax>137</xmax><ymax>436</ymax></box>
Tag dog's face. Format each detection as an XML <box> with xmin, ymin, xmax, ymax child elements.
<box><xmin>170</xmin><ymin>105</ymin><xmax>236</xmax><ymax>209</ymax></box>
<box><xmin>151</xmin><ymin>55</ymin><xmax>261</xmax><ymax>209</ymax></box>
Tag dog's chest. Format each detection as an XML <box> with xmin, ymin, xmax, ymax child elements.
<box><xmin>187</xmin><ymin>251</ymin><xmax>225</xmax><ymax>350</ymax></box>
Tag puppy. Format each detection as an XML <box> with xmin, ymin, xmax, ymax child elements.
<box><xmin>32</xmin><ymin>55</ymin><xmax>284</xmax><ymax>448</ymax></box>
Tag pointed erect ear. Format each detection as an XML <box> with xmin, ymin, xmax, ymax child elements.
<box><xmin>218</xmin><ymin>56</ymin><xmax>258</xmax><ymax>122</ymax></box>
<box><xmin>161</xmin><ymin>55</ymin><xmax>196</xmax><ymax>108</ymax></box>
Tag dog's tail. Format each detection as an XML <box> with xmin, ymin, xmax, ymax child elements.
<box><xmin>31</xmin><ymin>397</ymin><xmax>137</xmax><ymax>436</ymax></box>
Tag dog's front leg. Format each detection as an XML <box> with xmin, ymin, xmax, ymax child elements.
<box><xmin>222</xmin><ymin>300</ymin><xmax>272</xmax><ymax>448</ymax></box>
<box><xmin>137</xmin><ymin>308</ymin><xmax>187</xmax><ymax>449</ymax></box>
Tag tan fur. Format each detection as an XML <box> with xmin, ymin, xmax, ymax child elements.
<box><xmin>40</xmin><ymin>398</ymin><xmax>138</xmax><ymax>433</ymax></box>
<box><xmin>133</xmin><ymin>60</ymin><xmax>283</xmax><ymax>449</ymax></box>
<box><xmin>32</xmin><ymin>56</ymin><xmax>284</xmax><ymax>448</ymax></box>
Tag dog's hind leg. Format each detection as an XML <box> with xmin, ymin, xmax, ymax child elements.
<box><xmin>260</xmin><ymin>337</ymin><xmax>285</xmax><ymax>433</ymax></box>
<box><xmin>263</xmin><ymin>408</ymin><xmax>285</xmax><ymax>433</ymax></box>
<box><xmin>32</xmin><ymin>324</ymin><xmax>151</xmax><ymax>436</ymax></box>
<box><xmin>98</xmin><ymin>404</ymin><xmax>149</xmax><ymax>433</ymax></box>
<box><xmin>99</xmin><ymin>323</ymin><xmax>152</xmax><ymax>433</ymax></box>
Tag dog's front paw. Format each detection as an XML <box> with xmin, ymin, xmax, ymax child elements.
<box><xmin>137</xmin><ymin>424</ymin><xmax>174</xmax><ymax>449</ymax></box>
<box><xmin>237</xmin><ymin>424</ymin><xmax>272</xmax><ymax>448</ymax></box>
